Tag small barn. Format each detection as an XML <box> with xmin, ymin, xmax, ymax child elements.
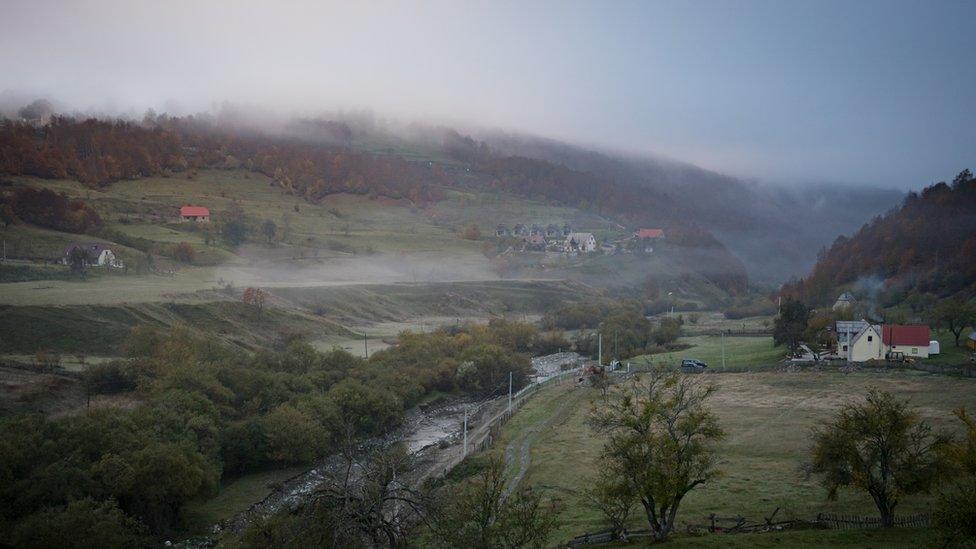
<box><xmin>180</xmin><ymin>205</ymin><xmax>210</xmax><ymax>222</ymax></box>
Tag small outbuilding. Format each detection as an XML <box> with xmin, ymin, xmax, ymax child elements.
<box><xmin>180</xmin><ymin>205</ymin><xmax>210</xmax><ymax>222</ymax></box>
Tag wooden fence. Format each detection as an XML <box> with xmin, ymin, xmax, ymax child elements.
<box><xmin>565</xmin><ymin>512</ymin><xmax>930</xmax><ymax>546</ymax></box>
<box><xmin>816</xmin><ymin>512</ymin><xmax>929</xmax><ymax>529</ymax></box>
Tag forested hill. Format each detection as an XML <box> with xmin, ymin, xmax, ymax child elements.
<box><xmin>782</xmin><ymin>169</ymin><xmax>976</xmax><ymax>306</ymax></box>
<box><xmin>0</xmin><ymin>115</ymin><xmax>749</xmax><ymax>291</ymax></box>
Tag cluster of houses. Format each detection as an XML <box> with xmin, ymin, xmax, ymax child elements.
<box><xmin>494</xmin><ymin>223</ymin><xmax>665</xmax><ymax>255</ymax></box>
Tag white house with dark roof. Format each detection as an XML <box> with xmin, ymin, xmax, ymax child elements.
<box><xmin>564</xmin><ymin>232</ymin><xmax>597</xmax><ymax>253</ymax></box>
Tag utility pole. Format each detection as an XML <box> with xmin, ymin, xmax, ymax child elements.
<box><xmin>508</xmin><ymin>371</ymin><xmax>513</xmax><ymax>411</ymax></box>
<box><xmin>598</xmin><ymin>333</ymin><xmax>602</xmax><ymax>366</ymax></box>
<box><xmin>462</xmin><ymin>407</ymin><xmax>468</xmax><ymax>458</ymax></box>
<box><xmin>363</xmin><ymin>333</ymin><xmax>369</xmax><ymax>358</ymax></box>
<box><xmin>721</xmin><ymin>330</ymin><xmax>726</xmax><ymax>369</ymax></box>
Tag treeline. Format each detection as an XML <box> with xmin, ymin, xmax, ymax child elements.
<box><xmin>544</xmin><ymin>300</ymin><xmax>685</xmax><ymax>359</ymax></box>
<box><xmin>0</xmin><ymin>186</ymin><xmax>103</xmax><ymax>234</ymax></box>
<box><xmin>0</xmin><ymin>117</ymin><xmax>185</xmax><ymax>185</ymax></box>
<box><xmin>783</xmin><ymin>170</ymin><xmax>976</xmax><ymax>305</ymax></box>
<box><xmin>0</xmin><ymin>116</ymin><xmax>445</xmax><ymax>205</ymax></box>
<box><xmin>0</xmin><ymin>319</ymin><xmax>556</xmax><ymax>544</ymax></box>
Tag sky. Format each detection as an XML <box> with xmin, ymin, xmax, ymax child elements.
<box><xmin>1</xmin><ymin>0</ymin><xmax>974</xmax><ymax>189</ymax></box>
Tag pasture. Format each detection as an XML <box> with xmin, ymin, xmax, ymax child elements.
<box><xmin>495</xmin><ymin>368</ymin><xmax>975</xmax><ymax>544</ymax></box>
<box><xmin>633</xmin><ymin>335</ymin><xmax>786</xmax><ymax>371</ymax></box>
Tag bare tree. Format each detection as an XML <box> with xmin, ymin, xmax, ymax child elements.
<box><xmin>428</xmin><ymin>456</ymin><xmax>556</xmax><ymax>548</ymax></box>
<box><xmin>309</xmin><ymin>443</ymin><xmax>427</xmax><ymax>548</ymax></box>
<box><xmin>589</xmin><ymin>368</ymin><xmax>724</xmax><ymax>542</ymax></box>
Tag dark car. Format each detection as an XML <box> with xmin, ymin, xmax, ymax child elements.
<box><xmin>681</xmin><ymin>359</ymin><xmax>708</xmax><ymax>372</ymax></box>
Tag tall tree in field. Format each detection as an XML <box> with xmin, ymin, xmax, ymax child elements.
<box><xmin>809</xmin><ymin>389</ymin><xmax>950</xmax><ymax>527</ymax></box>
<box><xmin>589</xmin><ymin>368</ymin><xmax>724</xmax><ymax>542</ymax></box>
<box><xmin>773</xmin><ymin>297</ymin><xmax>811</xmax><ymax>352</ymax></box>
<box><xmin>929</xmin><ymin>300</ymin><xmax>976</xmax><ymax>347</ymax></box>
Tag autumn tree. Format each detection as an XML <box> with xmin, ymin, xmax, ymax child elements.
<box><xmin>809</xmin><ymin>389</ymin><xmax>950</xmax><ymax>528</ymax></box>
<box><xmin>930</xmin><ymin>299</ymin><xmax>976</xmax><ymax>347</ymax></box>
<box><xmin>589</xmin><ymin>368</ymin><xmax>724</xmax><ymax>542</ymax></box>
<box><xmin>171</xmin><ymin>241</ymin><xmax>195</xmax><ymax>264</ymax></box>
<box><xmin>242</xmin><ymin>287</ymin><xmax>268</xmax><ymax>309</ymax></box>
<box><xmin>462</xmin><ymin>224</ymin><xmax>482</xmax><ymax>240</ymax></box>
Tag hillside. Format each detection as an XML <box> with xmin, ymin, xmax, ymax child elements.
<box><xmin>466</xmin><ymin>130</ymin><xmax>904</xmax><ymax>283</ymax></box>
<box><xmin>783</xmin><ymin>169</ymin><xmax>976</xmax><ymax>306</ymax></box>
<box><xmin>0</xmin><ymin>115</ymin><xmax>750</xmax><ymax>294</ymax></box>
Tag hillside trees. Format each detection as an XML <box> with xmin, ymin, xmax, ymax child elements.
<box><xmin>929</xmin><ymin>300</ymin><xmax>976</xmax><ymax>347</ymax></box>
<box><xmin>1</xmin><ymin>187</ymin><xmax>103</xmax><ymax>234</ymax></box>
<box><xmin>784</xmin><ymin>169</ymin><xmax>976</xmax><ymax>304</ymax></box>
<box><xmin>809</xmin><ymin>389</ymin><xmax>950</xmax><ymax>528</ymax></box>
<box><xmin>589</xmin><ymin>368</ymin><xmax>724</xmax><ymax>542</ymax></box>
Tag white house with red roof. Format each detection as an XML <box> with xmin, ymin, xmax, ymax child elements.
<box><xmin>180</xmin><ymin>205</ymin><xmax>210</xmax><ymax>222</ymax></box>
<box><xmin>847</xmin><ymin>323</ymin><xmax>930</xmax><ymax>362</ymax></box>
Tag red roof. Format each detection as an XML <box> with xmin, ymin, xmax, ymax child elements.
<box><xmin>882</xmin><ymin>325</ymin><xmax>930</xmax><ymax>346</ymax></box>
<box><xmin>180</xmin><ymin>205</ymin><xmax>210</xmax><ymax>217</ymax></box>
<box><xmin>636</xmin><ymin>228</ymin><xmax>664</xmax><ymax>239</ymax></box>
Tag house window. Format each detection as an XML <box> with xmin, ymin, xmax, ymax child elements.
<box><xmin>867</xmin><ymin>335</ymin><xmax>873</xmax><ymax>342</ymax></box>
<box><xmin>912</xmin><ymin>347</ymin><xmax>918</xmax><ymax>354</ymax></box>
<box><xmin>842</xmin><ymin>345</ymin><xmax>848</xmax><ymax>351</ymax></box>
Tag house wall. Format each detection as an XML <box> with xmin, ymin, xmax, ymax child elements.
<box><xmin>850</xmin><ymin>328</ymin><xmax>884</xmax><ymax>361</ymax></box>
<box><xmin>889</xmin><ymin>344</ymin><xmax>929</xmax><ymax>359</ymax></box>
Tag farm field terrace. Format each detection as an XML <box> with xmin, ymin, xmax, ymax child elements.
<box><xmin>494</xmin><ymin>368</ymin><xmax>975</xmax><ymax>544</ymax></box>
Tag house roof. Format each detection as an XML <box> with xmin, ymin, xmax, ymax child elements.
<box><xmin>836</xmin><ymin>292</ymin><xmax>856</xmax><ymax>302</ymax></box>
<box><xmin>636</xmin><ymin>228</ymin><xmax>664</xmax><ymax>239</ymax></box>
<box><xmin>882</xmin><ymin>325</ymin><xmax>930</xmax><ymax>346</ymax></box>
<box><xmin>180</xmin><ymin>205</ymin><xmax>210</xmax><ymax>217</ymax></box>
<box><xmin>64</xmin><ymin>242</ymin><xmax>110</xmax><ymax>257</ymax></box>
<box><xmin>528</xmin><ymin>234</ymin><xmax>546</xmax><ymax>244</ymax></box>
<box><xmin>566</xmin><ymin>232</ymin><xmax>594</xmax><ymax>241</ymax></box>
<box><xmin>850</xmin><ymin>324</ymin><xmax>881</xmax><ymax>346</ymax></box>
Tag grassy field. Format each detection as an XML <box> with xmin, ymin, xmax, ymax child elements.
<box><xmin>182</xmin><ymin>465</ymin><xmax>310</xmax><ymax>535</ymax></box>
<box><xmin>0</xmin><ymin>301</ymin><xmax>353</xmax><ymax>355</ymax></box>
<box><xmin>496</xmin><ymin>369</ymin><xmax>975</xmax><ymax>544</ymax></box>
<box><xmin>633</xmin><ymin>335</ymin><xmax>786</xmax><ymax>370</ymax></box>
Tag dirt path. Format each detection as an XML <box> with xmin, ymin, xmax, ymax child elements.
<box><xmin>501</xmin><ymin>386</ymin><xmax>587</xmax><ymax>500</ymax></box>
